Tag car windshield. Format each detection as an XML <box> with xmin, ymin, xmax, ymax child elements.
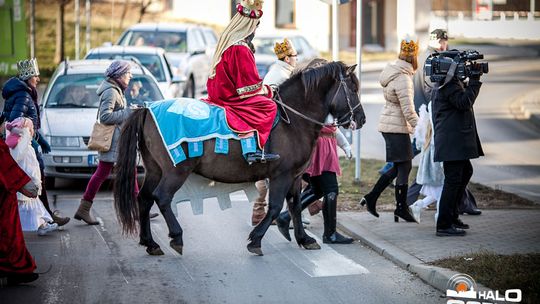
<box><xmin>127</xmin><ymin>31</ymin><xmax>187</xmax><ymax>53</ymax></box>
<box><xmin>85</xmin><ymin>53</ymin><xmax>166</xmax><ymax>82</ymax></box>
<box><xmin>45</xmin><ymin>74</ymin><xmax>164</xmax><ymax>108</ymax></box>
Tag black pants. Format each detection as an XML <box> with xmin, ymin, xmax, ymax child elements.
<box><xmin>437</xmin><ymin>160</ymin><xmax>473</xmax><ymax>229</ymax></box>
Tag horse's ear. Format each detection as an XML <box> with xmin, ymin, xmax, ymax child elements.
<box><xmin>347</xmin><ymin>64</ymin><xmax>358</xmax><ymax>75</ymax></box>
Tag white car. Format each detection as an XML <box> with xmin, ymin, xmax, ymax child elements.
<box><xmin>85</xmin><ymin>45</ymin><xmax>183</xmax><ymax>98</ymax></box>
<box><xmin>116</xmin><ymin>23</ymin><xmax>218</xmax><ymax>98</ymax></box>
<box><xmin>40</xmin><ymin>59</ymin><xmax>165</xmax><ymax>187</ymax></box>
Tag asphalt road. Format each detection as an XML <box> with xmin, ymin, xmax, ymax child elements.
<box><xmin>2</xmin><ymin>184</ymin><xmax>443</xmax><ymax>304</ymax></box>
<box><xmin>356</xmin><ymin>58</ymin><xmax>540</xmax><ymax>203</ymax></box>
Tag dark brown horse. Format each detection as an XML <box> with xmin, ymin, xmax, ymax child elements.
<box><xmin>113</xmin><ymin>61</ymin><xmax>366</xmax><ymax>256</ymax></box>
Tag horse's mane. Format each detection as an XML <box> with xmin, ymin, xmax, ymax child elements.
<box><xmin>280</xmin><ymin>59</ymin><xmax>350</xmax><ymax>99</ymax></box>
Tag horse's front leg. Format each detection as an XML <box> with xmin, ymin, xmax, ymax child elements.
<box><xmin>288</xmin><ymin>178</ymin><xmax>320</xmax><ymax>250</ymax></box>
<box><xmin>247</xmin><ymin>174</ymin><xmax>292</xmax><ymax>256</ymax></box>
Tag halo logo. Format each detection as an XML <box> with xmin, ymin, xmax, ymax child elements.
<box><xmin>446</xmin><ymin>273</ymin><xmax>522</xmax><ymax>304</ymax></box>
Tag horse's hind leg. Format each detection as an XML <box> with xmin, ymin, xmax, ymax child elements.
<box><xmin>153</xmin><ymin>168</ymin><xmax>192</xmax><ymax>255</ymax></box>
<box><xmin>138</xmin><ymin>173</ymin><xmax>164</xmax><ymax>255</ymax></box>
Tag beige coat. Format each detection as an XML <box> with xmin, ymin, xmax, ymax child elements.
<box><xmin>378</xmin><ymin>59</ymin><xmax>419</xmax><ymax>134</ymax></box>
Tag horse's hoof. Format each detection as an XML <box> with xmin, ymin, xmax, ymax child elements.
<box><xmin>276</xmin><ymin>222</ymin><xmax>291</xmax><ymax>242</ymax></box>
<box><xmin>146</xmin><ymin>246</ymin><xmax>164</xmax><ymax>255</ymax></box>
<box><xmin>247</xmin><ymin>245</ymin><xmax>264</xmax><ymax>256</ymax></box>
<box><xmin>170</xmin><ymin>243</ymin><xmax>183</xmax><ymax>255</ymax></box>
<box><xmin>301</xmin><ymin>242</ymin><xmax>321</xmax><ymax>250</ymax></box>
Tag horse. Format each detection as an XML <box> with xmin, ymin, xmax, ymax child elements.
<box><xmin>113</xmin><ymin>60</ymin><xmax>366</xmax><ymax>256</ymax></box>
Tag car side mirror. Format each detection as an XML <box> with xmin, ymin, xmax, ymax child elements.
<box><xmin>172</xmin><ymin>75</ymin><xmax>187</xmax><ymax>84</ymax></box>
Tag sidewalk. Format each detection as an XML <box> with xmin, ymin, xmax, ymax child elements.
<box><xmin>336</xmin><ymin>209</ymin><xmax>540</xmax><ymax>292</ymax></box>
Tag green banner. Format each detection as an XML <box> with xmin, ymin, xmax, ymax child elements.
<box><xmin>0</xmin><ymin>0</ymin><xmax>28</xmax><ymax>76</ymax></box>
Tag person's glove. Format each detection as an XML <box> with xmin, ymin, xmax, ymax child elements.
<box><xmin>20</xmin><ymin>180</ymin><xmax>39</xmax><ymax>198</ymax></box>
<box><xmin>36</xmin><ymin>132</ymin><xmax>51</xmax><ymax>154</ymax></box>
<box><xmin>344</xmin><ymin>146</ymin><xmax>353</xmax><ymax>159</ymax></box>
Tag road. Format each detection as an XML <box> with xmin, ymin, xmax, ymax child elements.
<box><xmin>356</xmin><ymin>58</ymin><xmax>540</xmax><ymax>203</ymax></box>
<box><xmin>3</xmin><ymin>183</ymin><xmax>443</xmax><ymax>304</ymax></box>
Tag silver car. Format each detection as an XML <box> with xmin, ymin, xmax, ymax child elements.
<box><xmin>40</xmin><ymin>59</ymin><xmax>164</xmax><ymax>187</ymax></box>
<box><xmin>116</xmin><ymin>23</ymin><xmax>218</xmax><ymax>98</ymax></box>
<box><xmin>85</xmin><ymin>46</ymin><xmax>183</xmax><ymax>98</ymax></box>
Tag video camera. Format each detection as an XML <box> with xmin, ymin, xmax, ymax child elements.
<box><xmin>424</xmin><ymin>49</ymin><xmax>489</xmax><ymax>83</ymax></box>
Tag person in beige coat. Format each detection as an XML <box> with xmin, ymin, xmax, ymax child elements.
<box><xmin>360</xmin><ymin>38</ymin><xmax>419</xmax><ymax>223</ymax></box>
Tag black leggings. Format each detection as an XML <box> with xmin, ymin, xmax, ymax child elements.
<box><xmin>385</xmin><ymin>161</ymin><xmax>412</xmax><ymax>185</ymax></box>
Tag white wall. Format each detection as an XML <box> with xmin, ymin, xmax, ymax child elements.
<box><xmin>173</xmin><ymin>0</ymin><xmax>331</xmax><ymax>52</ymax></box>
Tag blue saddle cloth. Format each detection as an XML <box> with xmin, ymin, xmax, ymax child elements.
<box><xmin>147</xmin><ymin>98</ymin><xmax>258</xmax><ymax>165</ymax></box>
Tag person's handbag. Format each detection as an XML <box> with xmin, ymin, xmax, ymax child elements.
<box><xmin>87</xmin><ymin>105</ymin><xmax>115</xmax><ymax>152</ymax></box>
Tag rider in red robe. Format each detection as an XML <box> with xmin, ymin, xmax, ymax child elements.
<box><xmin>0</xmin><ymin>138</ymin><xmax>40</xmax><ymax>285</ymax></box>
<box><xmin>205</xmin><ymin>0</ymin><xmax>279</xmax><ymax>163</ymax></box>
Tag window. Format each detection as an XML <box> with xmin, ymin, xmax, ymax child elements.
<box><xmin>275</xmin><ymin>0</ymin><xmax>295</xmax><ymax>28</ymax></box>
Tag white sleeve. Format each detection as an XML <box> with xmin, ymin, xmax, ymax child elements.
<box><xmin>336</xmin><ymin>128</ymin><xmax>350</xmax><ymax>151</ymax></box>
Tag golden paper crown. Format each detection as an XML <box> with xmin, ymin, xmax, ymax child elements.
<box><xmin>17</xmin><ymin>58</ymin><xmax>40</xmax><ymax>80</ymax></box>
<box><xmin>399</xmin><ymin>39</ymin><xmax>419</xmax><ymax>57</ymax></box>
<box><xmin>273</xmin><ymin>38</ymin><xmax>297</xmax><ymax>59</ymax></box>
<box><xmin>237</xmin><ymin>0</ymin><xmax>264</xmax><ymax>19</ymax></box>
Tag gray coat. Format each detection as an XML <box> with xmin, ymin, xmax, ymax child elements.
<box><xmin>96</xmin><ymin>79</ymin><xmax>132</xmax><ymax>163</ymax></box>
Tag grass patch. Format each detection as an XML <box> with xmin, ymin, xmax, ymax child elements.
<box><xmin>336</xmin><ymin>158</ymin><xmax>538</xmax><ymax>212</ymax></box>
<box><xmin>432</xmin><ymin>251</ymin><xmax>540</xmax><ymax>304</ymax></box>
<box><xmin>320</xmin><ymin>50</ymin><xmax>395</xmax><ymax>65</ymax></box>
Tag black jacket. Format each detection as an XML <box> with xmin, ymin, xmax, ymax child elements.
<box><xmin>1</xmin><ymin>77</ymin><xmax>39</xmax><ymax>128</ymax></box>
<box><xmin>432</xmin><ymin>77</ymin><xmax>484</xmax><ymax>162</ymax></box>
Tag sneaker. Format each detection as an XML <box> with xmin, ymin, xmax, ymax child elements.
<box><xmin>410</xmin><ymin>201</ymin><xmax>422</xmax><ymax>223</ymax></box>
<box><xmin>37</xmin><ymin>222</ymin><xmax>58</xmax><ymax>236</ymax></box>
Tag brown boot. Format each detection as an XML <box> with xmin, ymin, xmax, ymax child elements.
<box><xmin>74</xmin><ymin>199</ymin><xmax>99</xmax><ymax>225</ymax></box>
<box><xmin>308</xmin><ymin>200</ymin><xmax>323</xmax><ymax>216</ymax></box>
<box><xmin>251</xmin><ymin>201</ymin><xmax>267</xmax><ymax>226</ymax></box>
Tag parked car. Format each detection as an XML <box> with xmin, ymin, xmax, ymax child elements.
<box><xmin>116</xmin><ymin>23</ymin><xmax>218</xmax><ymax>98</ymax></box>
<box><xmin>40</xmin><ymin>59</ymin><xmax>165</xmax><ymax>187</ymax></box>
<box><xmin>85</xmin><ymin>45</ymin><xmax>182</xmax><ymax>98</ymax></box>
<box><xmin>253</xmin><ymin>34</ymin><xmax>320</xmax><ymax>78</ymax></box>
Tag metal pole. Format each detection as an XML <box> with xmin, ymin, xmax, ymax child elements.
<box><xmin>85</xmin><ymin>0</ymin><xmax>91</xmax><ymax>54</ymax></box>
<box><xmin>531</xmin><ymin>0</ymin><xmax>535</xmax><ymax>16</ymax></box>
<box><xmin>75</xmin><ymin>0</ymin><xmax>80</xmax><ymax>59</ymax></box>
<box><xmin>354</xmin><ymin>0</ymin><xmax>362</xmax><ymax>182</ymax></box>
<box><xmin>30</xmin><ymin>0</ymin><xmax>35</xmax><ymax>58</ymax></box>
<box><xmin>111</xmin><ymin>0</ymin><xmax>115</xmax><ymax>43</ymax></box>
<box><xmin>332</xmin><ymin>0</ymin><xmax>339</xmax><ymax>61</ymax></box>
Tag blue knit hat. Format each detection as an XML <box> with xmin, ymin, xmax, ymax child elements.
<box><xmin>105</xmin><ymin>60</ymin><xmax>131</xmax><ymax>79</ymax></box>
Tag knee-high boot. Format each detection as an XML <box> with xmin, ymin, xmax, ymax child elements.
<box><xmin>360</xmin><ymin>173</ymin><xmax>393</xmax><ymax>218</ymax></box>
<box><xmin>322</xmin><ymin>192</ymin><xmax>353</xmax><ymax>244</ymax></box>
<box><xmin>394</xmin><ymin>184</ymin><xmax>417</xmax><ymax>223</ymax></box>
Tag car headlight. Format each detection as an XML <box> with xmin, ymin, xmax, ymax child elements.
<box><xmin>48</xmin><ymin>136</ymin><xmax>80</xmax><ymax>147</ymax></box>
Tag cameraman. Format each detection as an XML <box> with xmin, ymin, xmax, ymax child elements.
<box><xmin>432</xmin><ymin>61</ymin><xmax>484</xmax><ymax>237</ymax></box>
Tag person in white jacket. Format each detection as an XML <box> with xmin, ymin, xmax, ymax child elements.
<box><xmin>251</xmin><ymin>38</ymin><xmax>298</xmax><ymax>226</ymax></box>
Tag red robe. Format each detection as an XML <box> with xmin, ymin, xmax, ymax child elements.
<box><xmin>205</xmin><ymin>42</ymin><xmax>277</xmax><ymax>149</ymax></box>
<box><xmin>0</xmin><ymin>138</ymin><xmax>37</xmax><ymax>275</ymax></box>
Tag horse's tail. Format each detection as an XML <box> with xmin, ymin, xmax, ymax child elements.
<box><xmin>114</xmin><ymin>108</ymin><xmax>147</xmax><ymax>235</ymax></box>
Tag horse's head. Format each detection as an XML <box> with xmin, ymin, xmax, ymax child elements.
<box><xmin>327</xmin><ymin>62</ymin><xmax>366</xmax><ymax>130</ymax></box>
<box><xmin>298</xmin><ymin>60</ymin><xmax>366</xmax><ymax>130</ymax></box>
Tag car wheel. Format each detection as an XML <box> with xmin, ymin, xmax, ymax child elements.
<box><xmin>182</xmin><ymin>76</ymin><xmax>195</xmax><ymax>98</ymax></box>
<box><xmin>45</xmin><ymin>176</ymin><xmax>56</xmax><ymax>189</ymax></box>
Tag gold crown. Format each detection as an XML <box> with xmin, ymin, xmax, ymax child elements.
<box><xmin>400</xmin><ymin>39</ymin><xmax>419</xmax><ymax>57</ymax></box>
<box><xmin>273</xmin><ymin>38</ymin><xmax>297</xmax><ymax>59</ymax></box>
<box><xmin>237</xmin><ymin>0</ymin><xmax>264</xmax><ymax>19</ymax></box>
<box><xmin>17</xmin><ymin>58</ymin><xmax>40</xmax><ymax>80</ymax></box>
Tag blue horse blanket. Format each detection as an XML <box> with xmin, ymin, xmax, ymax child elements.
<box><xmin>147</xmin><ymin>98</ymin><xmax>257</xmax><ymax>165</ymax></box>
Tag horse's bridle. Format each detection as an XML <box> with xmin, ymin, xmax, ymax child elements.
<box><xmin>273</xmin><ymin>73</ymin><xmax>361</xmax><ymax>128</ymax></box>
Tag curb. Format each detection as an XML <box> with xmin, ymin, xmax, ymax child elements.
<box><xmin>336</xmin><ymin>214</ymin><xmax>458</xmax><ymax>293</ymax></box>
<box><xmin>509</xmin><ymin>89</ymin><xmax>540</xmax><ymax>129</ymax></box>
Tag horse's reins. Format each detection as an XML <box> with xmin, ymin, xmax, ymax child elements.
<box><xmin>273</xmin><ymin>74</ymin><xmax>361</xmax><ymax>128</ymax></box>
